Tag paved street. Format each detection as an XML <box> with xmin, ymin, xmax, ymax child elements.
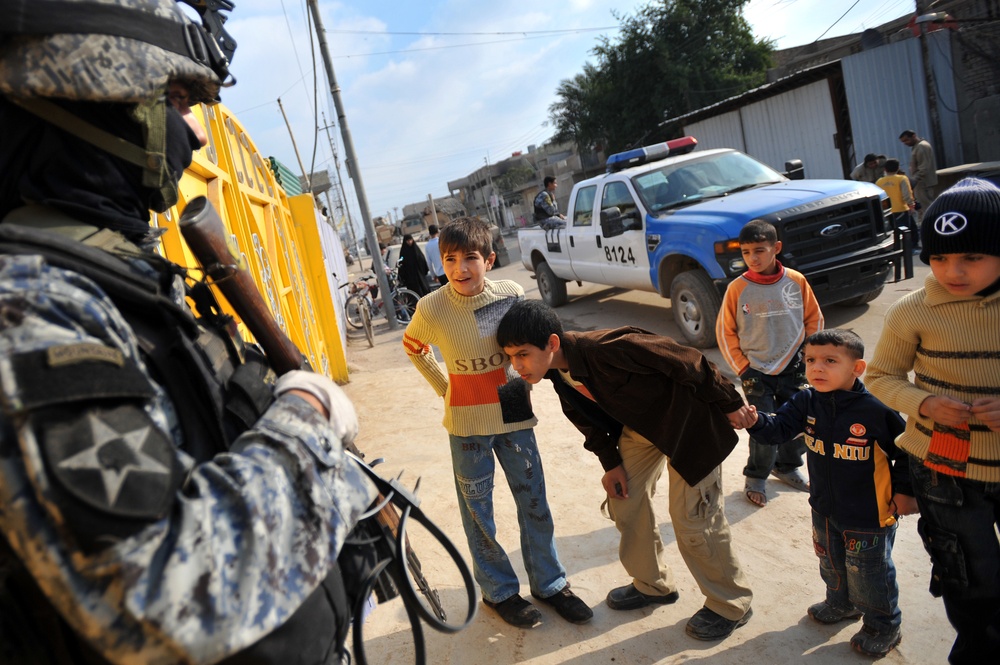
<box><xmin>340</xmin><ymin>246</ymin><xmax>950</xmax><ymax>664</ymax></box>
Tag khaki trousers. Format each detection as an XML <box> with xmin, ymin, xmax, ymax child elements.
<box><xmin>913</xmin><ymin>182</ymin><xmax>935</xmax><ymax>225</ymax></box>
<box><xmin>606</xmin><ymin>426</ymin><xmax>753</xmax><ymax>620</ymax></box>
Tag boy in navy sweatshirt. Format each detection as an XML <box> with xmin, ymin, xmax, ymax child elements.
<box><xmin>747</xmin><ymin>329</ymin><xmax>917</xmax><ymax>658</ymax></box>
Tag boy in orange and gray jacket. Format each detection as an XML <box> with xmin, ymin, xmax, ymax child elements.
<box><xmin>716</xmin><ymin>219</ymin><xmax>823</xmax><ymax>507</ymax></box>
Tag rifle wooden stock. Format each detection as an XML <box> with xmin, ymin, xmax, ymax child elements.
<box><xmin>179</xmin><ymin>196</ymin><xmax>305</xmax><ymax>374</ymax></box>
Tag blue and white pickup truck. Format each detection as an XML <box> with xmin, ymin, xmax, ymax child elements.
<box><xmin>518</xmin><ymin>137</ymin><xmax>914</xmax><ymax>347</ymax></box>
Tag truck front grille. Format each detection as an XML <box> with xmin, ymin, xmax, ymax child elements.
<box><xmin>778</xmin><ymin>197</ymin><xmax>884</xmax><ymax>267</ymax></box>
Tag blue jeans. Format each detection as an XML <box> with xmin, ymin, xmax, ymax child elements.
<box><xmin>741</xmin><ymin>366</ymin><xmax>806</xmax><ymax>479</ymax></box>
<box><xmin>909</xmin><ymin>456</ymin><xmax>1000</xmax><ymax>664</ymax></box>
<box><xmin>448</xmin><ymin>428</ymin><xmax>566</xmax><ymax>603</ymax></box>
<box><xmin>812</xmin><ymin>509</ymin><xmax>900</xmax><ymax>633</ymax></box>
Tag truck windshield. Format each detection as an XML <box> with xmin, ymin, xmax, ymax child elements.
<box><xmin>632</xmin><ymin>151</ymin><xmax>785</xmax><ymax>213</ymax></box>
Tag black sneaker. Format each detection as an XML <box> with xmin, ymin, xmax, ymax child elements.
<box><xmin>808</xmin><ymin>600</ymin><xmax>863</xmax><ymax>624</ymax></box>
<box><xmin>605</xmin><ymin>584</ymin><xmax>680</xmax><ymax>610</ymax></box>
<box><xmin>532</xmin><ymin>585</ymin><xmax>594</xmax><ymax>624</ymax></box>
<box><xmin>685</xmin><ymin>606</ymin><xmax>753</xmax><ymax>641</ymax></box>
<box><xmin>483</xmin><ymin>594</ymin><xmax>542</xmax><ymax>629</ymax></box>
<box><xmin>851</xmin><ymin>624</ymin><xmax>902</xmax><ymax>658</ymax></box>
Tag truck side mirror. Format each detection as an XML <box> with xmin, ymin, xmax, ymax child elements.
<box><xmin>622</xmin><ymin>209</ymin><xmax>643</xmax><ymax>231</ymax></box>
<box><xmin>600</xmin><ymin>207</ymin><xmax>625</xmax><ymax>238</ymax></box>
<box><xmin>784</xmin><ymin>159</ymin><xmax>805</xmax><ymax>180</ymax></box>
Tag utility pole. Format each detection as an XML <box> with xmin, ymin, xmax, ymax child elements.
<box><xmin>427</xmin><ymin>194</ymin><xmax>440</xmax><ymax>235</ymax></box>
<box><xmin>307</xmin><ymin>0</ymin><xmax>396</xmax><ymax>329</ymax></box>
<box><xmin>277</xmin><ymin>97</ymin><xmax>311</xmax><ymax>193</ymax></box>
<box><xmin>320</xmin><ymin>112</ymin><xmax>359</xmax><ymax>256</ymax></box>
<box><xmin>915</xmin><ymin>0</ymin><xmax>945</xmax><ymax>168</ymax></box>
<box><xmin>483</xmin><ymin>156</ymin><xmax>497</xmax><ymax>227</ymax></box>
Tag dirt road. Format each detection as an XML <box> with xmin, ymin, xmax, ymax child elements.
<box><xmin>340</xmin><ymin>273</ymin><xmax>952</xmax><ymax>665</ymax></box>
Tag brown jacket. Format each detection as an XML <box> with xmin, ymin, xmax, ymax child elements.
<box><xmin>549</xmin><ymin>327</ymin><xmax>745</xmax><ymax>486</ymax></box>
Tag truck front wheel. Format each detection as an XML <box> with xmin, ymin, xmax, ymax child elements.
<box><xmin>669</xmin><ymin>270</ymin><xmax>721</xmax><ymax>348</ymax></box>
<box><xmin>537</xmin><ymin>261</ymin><xmax>568</xmax><ymax>307</ymax></box>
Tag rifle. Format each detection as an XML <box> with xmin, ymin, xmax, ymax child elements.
<box><xmin>178</xmin><ymin>197</ymin><xmax>460</xmax><ymax>630</ymax></box>
<box><xmin>178</xmin><ymin>196</ymin><xmax>304</xmax><ymax>373</ymax></box>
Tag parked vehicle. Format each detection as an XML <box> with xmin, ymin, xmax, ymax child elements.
<box><xmin>518</xmin><ymin>137</ymin><xmax>914</xmax><ymax>348</ymax></box>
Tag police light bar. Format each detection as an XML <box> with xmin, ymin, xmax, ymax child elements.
<box><xmin>605</xmin><ymin>136</ymin><xmax>698</xmax><ymax>173</ymax></box>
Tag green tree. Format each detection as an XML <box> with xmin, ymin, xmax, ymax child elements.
<box><xmin>495</xmin><ymin>164</ymin><xmax>536</xmax><ymax>193</ymax></box>
<box><xmin>549</xmin><ymin>0</ymin><xmax>772</xmax><ymax>153</ymax></box>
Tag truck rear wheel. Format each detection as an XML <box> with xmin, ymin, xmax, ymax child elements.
<box><xmin>669</xmin><ymin>270</ymin><xmax>721</xmax><ymax>348</ymax></box>
<box><xmin>838</xmin><ymin>284</ymin><xmax>884</xmax><ymax>307</ymax></box>
<box><xmin>537</xmin><ymin>261</ymin><xmax>568</xmax><ymax>307</ymax></box>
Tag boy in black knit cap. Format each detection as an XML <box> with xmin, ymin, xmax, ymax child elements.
<box><xmin>867</xmin><ymin>177</ymin><xmax>1000</xmax><ymax>665</ymax></box>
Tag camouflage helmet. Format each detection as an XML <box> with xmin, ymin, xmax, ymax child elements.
<box><xmin>0</xmin><ymin>0</ymin><xmax>235</xmax><ymax>105</ymax></box>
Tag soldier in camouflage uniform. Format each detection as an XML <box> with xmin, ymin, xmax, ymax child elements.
<box><xmin>0</xmin><ymin>1</ymin><xmax>377</xmax><ymax>663</ymax></box>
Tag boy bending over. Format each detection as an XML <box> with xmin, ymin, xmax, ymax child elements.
<box><xmin>497</xmin><ymin>300</ymin><xmax>754</xmax><ymax>641</ymax></box>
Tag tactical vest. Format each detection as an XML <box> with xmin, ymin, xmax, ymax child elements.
<box><xmin>0</xmin><ymin>221</ymin><xmax>352</xmax><ymax>664</ymax></box>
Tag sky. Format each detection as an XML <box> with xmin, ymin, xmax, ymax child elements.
<box><xmin>197</xmin><ymin>0</ymin><xmax>916</xmax><ymax>233</ymax></box>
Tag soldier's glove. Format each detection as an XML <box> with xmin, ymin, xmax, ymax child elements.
<box><xmin>274</xmin><ymin>370</ymin><xmax>359</xmax><ymax>444</ymax></box>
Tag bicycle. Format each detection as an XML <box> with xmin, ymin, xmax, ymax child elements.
<box><xmin>345</xmin><ymin>270</ymin><xmax>420</xmax><ymax>345</ymax></box>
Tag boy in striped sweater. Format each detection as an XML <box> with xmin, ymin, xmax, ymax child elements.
<box><xmin>868</xmin><ymin>177</ymin><xmax>1000</xmax><ymax>664</ymax></box>
<box><xmin>402</xmin><ymin>217</ymin><xmax>591</xmax><ymax>628</ymax></box>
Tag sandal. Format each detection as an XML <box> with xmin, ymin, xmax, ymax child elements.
<box><xmin>771</xmin><ymin>468</ymin><xmax>810</xmax><ymax>492</ymax></box>
<box><xmin>744</xmin><ymin>477</ymin><xmax>767</xmax><ymax>507</ymax></box>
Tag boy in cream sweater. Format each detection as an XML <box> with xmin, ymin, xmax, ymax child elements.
<box><xmin>403</xmin><ymin>217</ymin><xmax>590</xmax><ymax>628</ymax></box>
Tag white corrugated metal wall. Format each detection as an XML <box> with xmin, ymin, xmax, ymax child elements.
<box><xmin>685</xmin><ymin>80</ymin><xmax>842</xmax><ymax>178</ymax></box>
<box><xmin>741</xmin><ymin>81</ymin><xmax>843</xmax><ymax>178</ymax></box>
<box><xmin>841</xmin><ymin>31</ymin><xmax>961</xmax><ymax>176</ymax></box>
<box><xmin>685</xmin><ymin>113</ymin><xmax>746</xmax><ymax>152</ymax></box>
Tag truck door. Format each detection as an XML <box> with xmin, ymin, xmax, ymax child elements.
<box><xmin>563</xmin><ymin>184</ymin><xmax>607</xmax><ymax>282</ymax></box>
<box><xmin>598</xmin><ymin>181</ymin><xmax>649</xmax><ymax>290</ymax></box>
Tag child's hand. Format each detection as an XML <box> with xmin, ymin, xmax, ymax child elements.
<box><xmin>891</xmin><ymin>494</ymin><xmax>919</xmax><ymax>517</ymax></box>
<box><xmin>918</xmin><ymin>395</ymin><xmax>971</xmax><ymax>427</ymax></box>
<box><xmin>726</xmin><ymin>405</ymin><xmax>756</xmax><ymax>429</ymax></box>
<box><xmin>970</xmin><ymin>398</ymin><xmax>1000</xmax><ymax>431</ymax></box>
<box><xmin>601</xmin><ymin>465</ymin><xmax>629</xmax><ymax>500</ymax></box>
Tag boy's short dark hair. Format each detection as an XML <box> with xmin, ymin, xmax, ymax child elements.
<box><xmin>428</xmin><ymin>224</ymin><xmax>438</xmax><ymax>235</ymax></box>
<box><xmin>805</xmin><ymin>329</ymin><xmax>864</xmax><ymax>360</ymax></box>
<box><xmin>739</xmin><ymin>219</ymin><xmax>778</xmax><ymax>245</ymax></box>
<box><xmin>899</xmin><ymin>129</ymin><xmax>916</xmax><ymax>139</ymax></box>
<box><xmin>543</xmin><ymin>176</ymin><xmax>557</xmax><ymax>187</ymax></box>
<box><xmin>884</xmin><ymin>158</ymin><xmax>900</xmax><ymax>173</ymax></box>
<box><xmin>439</xmin><ymin>216</ymin><xmax>493</xmax><ymax>258</ymax></box>
<box><xmin>497</xmin><ymin>300</ymin><xmax>563</xmax><ymax>350</ymax></box>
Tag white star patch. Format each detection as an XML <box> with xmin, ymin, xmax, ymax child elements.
<box><xmin>57</xmin><ymin>413</ymin><xmax>171</xmax><ymax>507</ymax></box>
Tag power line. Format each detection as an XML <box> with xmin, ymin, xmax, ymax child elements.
<box><xmin>327</xmin><ymin>26</ymin><xmax>618</xmax><ymax>36</ymax></box>
<box><xmin>814</xmin><ymin>0</ymin><xmax>863</xmax><ymax>42</ymax></box>
<box><xmin>328</xmin><ymin>31</ymin><xmax>596</xmax><ymax>59</ymax></box>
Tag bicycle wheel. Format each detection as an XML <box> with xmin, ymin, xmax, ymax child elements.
<box><xmin>345</xmin><ymin>295</ymin><xmax>364</xmax><ymax>329</ymax></box>
<box><xmin>360</xmin><ymin>301</ymin><xmax>375</xmax><ymax>347</ymax></box>
<box><xmin>392</xmin><ymin>288</ymin><xmax>420</xmax><ymax>323</ymax></box>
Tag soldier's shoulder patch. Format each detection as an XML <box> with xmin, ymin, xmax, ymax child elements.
<box><xmin>10</xmin><ymin>343</ymin><xmax>154</xmax><ymax>412</ymax></box>
<box><xmin>37</xmin><ymin>404</ymin><xmax>181</xmax><ymax>521</ymax></box>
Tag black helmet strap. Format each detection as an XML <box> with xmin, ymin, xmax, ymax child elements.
<box><xmin>9</xmin><ymin>95</ymin><xmax>180</xmax><ymax>211</ymax></box>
